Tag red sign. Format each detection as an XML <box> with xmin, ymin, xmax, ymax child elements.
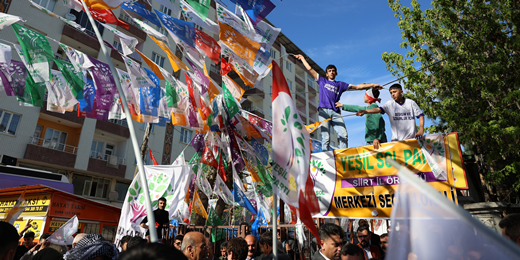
<box><xmin>49</xmin><ymin>194</ymin><xmax>120</xmax><ymax>223</ymax></box>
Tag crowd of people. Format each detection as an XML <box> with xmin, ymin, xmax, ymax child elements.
<box><xmin>2</xmin><ymin>213</ymin><xmax>520</xmax><ymax>260</ymax></box>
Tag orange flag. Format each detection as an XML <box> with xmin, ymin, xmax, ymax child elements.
<box><xmin>306</xmin><ymin>119</ymin><xmax>331</xmax><ymax>134</ymax></box>
<box><xmin>222</xmin><ymin>75</ymin><xmax>245</xmax><ymax>100</ymax></box>
<box><xmin>171</xmin><ymin>112</ymin><xmax>188</xmax><ymax>126</ymax></box>
<box><xmin>135</xmin><ymin>49</ymin><xmax>164</xmax><ymax>80</ymax></box>
<box><xmin>193</xmin><ymin>190</ymin><xmax>208</xmax><ymax>219</ymax></box>
<box><xmin>219</xmin><ymin>22</ymin><xmax>261</xmax><ymax>66</ymax></box>
<box><xmin>149</xmin><ymin>36</ymin><xmax>189</xmax><ymax>72</ymax></box>
<box><xmin>83</xmin><ymin>0</ymin><xmax>126</xmax><ymax>9</ymax></box>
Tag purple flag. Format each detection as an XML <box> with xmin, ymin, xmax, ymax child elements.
<box><xmin>253</xmin><ymin>0</ymin><xmax>276</xmax><ymax>25</ymax></box>
<box><xmin>185</xmin><ymin>58</ymin><xmax>209</xmax><ymax>95</ymax></box>
<box><xmin>191</xmin><ymin>133</ymin><xmax>205</xmax><ymax>153</ymax></box>
<box><xmin>87</xmin><ymin>57</ymin><xmax>117</xmax><ymax>121</ymax></box>
<box><xmin>0</xmin><ymin>61</ymin><xmax>27</xmax><ymax>97</ymax></box>
<box><xmin>187</xmin><ymin>108</ymin><xmax>199</xmax><ymax>128</ymax></box>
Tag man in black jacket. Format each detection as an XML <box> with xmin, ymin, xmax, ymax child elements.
<box><xmin>312</xmin><ymin>223</ymin><xmax>345</xmax><ymax>260</ymax></box>
<box><xmin>140</xmin><ymin>197</ymin><xmax>172</xmax><ymax>241</ymax></box>
<box><xmin>258</xmin><ymin>232</ymin><xmax>291</xmax><ymax>260</ymax></box>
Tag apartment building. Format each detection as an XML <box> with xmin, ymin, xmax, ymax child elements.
<box><xmin>0</xmin><ymin>0</ymin><xmax>337</xmax><ymax>208</ymax></box>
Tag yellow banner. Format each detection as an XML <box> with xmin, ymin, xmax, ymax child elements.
<box><xmin>0</xmin><ymin>194</ymin><xmax>51</xmax><ymax>218</ymax></box>
<box><xmin>311</xmin><ymin>137</ymin><xmax>457</xmax><ymax>218</ymax></box>
<box><xmin>13</xmin><ymin>219</ymin><xmax>45</xmax><ymax>239</ymax></box>
<box><xmin>447</xmin><ymin>133</ymin><xmax>468</xmax><ymax>189</ymax></box>
<box><xmin>193</xmin><ymin>190</ymin><xmax>208</xmax><ymax>219</ymax></box>
<box><xmin>149</xmin><ymin>36</ymin><xmax>189</xmax><ymax>72</ymax></box>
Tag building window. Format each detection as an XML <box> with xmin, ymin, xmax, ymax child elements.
<box><xmin>109</xmin><ymin>119</ymin><xmax>128</xmax><ymax>127</ymax></box>
<box><xmin>91</xmin><ymin>140</ymin><xmax>104</xmax><ymax>159</ymax></box>
<box><xmin>33</xmin><ymin>125</ymin><xmax>43</xmax><ymax>138</ymax></box>
<box><xmin>72</xmin><ymin>174</ymin><xmax>111</xmax><ymax>199</ymax></box>
<box><xmin>286</xmin><ymin>61</ymin><xmax>292</xmax><ymax>71</ymax></box>
<box><xmin>104</xmin><ymin>144</ymin><xmax>115</xmax><ymax>160</ymax></box>
<box><xmin>270</xmin><ymin>49</ymin><xmax>276</xmax><ymax>59</ymax></box>
<box><xmin>115</xmin><ymin>182</ymin><xmax>130</xmax><ymax>201</ymax></box>
<box><xmin>0</xmin><ymin>109</ymin><xmax>21</xmax><ymax>136</ymax></box>
<box><xmin>43</xmin><ymin>128</ymin><xmax>67</xmax><ymax>151</ymax></box>
<box><xmin>69</xmin><ymin>9</ymin><xmax>104</xmax><ymax>36</ymax></box>
<box><xmin>286</xmin><ymin>80</ymin><xmax>292</xmax><ymax>90</ymax></box>
<box><xmin>139</xmin><ymin>123</ymin><xmax>155</xmax><ymax>133</ymax></box>
<box><xmin>307</xmin><ymin>75</ymin><xmax>315</xmax><ymax>88</ymax></box>
<box><xmin>160</xmin><ymin>4</ymin><xmax>172</xmax><ymax>16</ymax></box>
<box><xmin>180</xmin><ymin>128</ymin><xmax>192</xmax><ymax>144</ymax></box>
<box><xmin>270</xmin><ymin>86</ymin><xmax>272</xmax><ymax>96</ymax></box>
<box><xmin>151</xmin><ymin>52</ymin><xmax>165</xmax><ymax>67</ymax></box>
<box><xmin>113</xmin><ymin>41</ymin><xmax>123</xmax><ymax>52</ymax></box>
<box><xmin>33</xmin><ymin>0</ymin><xmax>57</xmax><ymax>11</ymax></box>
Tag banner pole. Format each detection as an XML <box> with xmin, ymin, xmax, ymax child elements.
<box><xmin>272</xmin><ymin>193</ymin><xmax>278</xmax><ymax>260</ymax></box>
<box><xmin>79</xmin><ymin>0</ymin><xmax>158</xmax><ymax>243</ymax></box>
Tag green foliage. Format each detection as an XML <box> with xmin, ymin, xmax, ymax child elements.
<box><xmin>383</xmin><ymin>0</ymin><xmax>520</xmax><ymax>201</ymax></box>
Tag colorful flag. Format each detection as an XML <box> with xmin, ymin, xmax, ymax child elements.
<box><xmin>87</xmin><ymin>7</ymin><xmax>130</xmax><ymax>29</ymax></box>
<box><xmin>253</xmin><ymin>0</ymin><xmax>275</xmax><ymax>25</ymax></box>
<box><xmin>252</xmin><ymin>208</ymin><xmax>267</xmax><ymax>239</ymax></box>
<box><xmin>47</xmin><ymin>216</ymin><xmax>79</xmax><ymax>245</ymax></box>
<box><xmin>184</xmin><ymin>0</ymin><xmax>210</xmax><ymax>21</ymax></box>
<box><xmin>180</xmin><ymin>0</ymin><xmax>219</xmax><ymax>34</ymax></box>
<box><xmin>139</xmin><ymin>68</ymin><xmax>161</xmax><ymax>119</ymax></box>
<box><xmin>271</xmin><ymin>60</ymin><xmax>321</xmax><ymax>244</ymax></box>
<box><xmin>233</xmin><ymin>182</ymin><xmax>257</xmax><ymax>215</ymax></box>
<box><xmin>193</xmin><ymin>190</ymin><xmax>208</xmax><ymax>219</ymax></box>
<box><xmin>306</xmin><ymin>119</ymin><xmax>331</xmax><ymax>134</ymax></box>
<box><xmin>79</xmin><ymin>78</ymin><xmax>96</xmax><ymax>113</ymax></box>
<box><xmin>12</xmin><ymin>24</ymin><xmax>53</xmax><ymax>83</ymax></box>
<box><xmin>195</xmin><ymin>28</ymin><xmax>221</xmax><ymax>64</ymax></box>
<box><xmin>229</xmin><ymin>58</ymin><xmax>259</xmax><ymax>87</ymax></box>
<box><xmin>196</xmin><ymin>165</ymin><xmax>213</xmax><ymax>198</ymax></box>
<box><xmin>135</xmin><ymin>49</ymin><xmax>165</xmax><ymax>80</ymax></box>
<box><xmin>219</xmin><ymin>22</ymin><xmax>261</xmax><ymax>67</ymax></box>
<box><xmin>58</xmin><ymin>43</ymin><xmax>95</xmax><ymax>72</ymax></box>
<box><xmin>201</xmin><ymin>146</ymin><xmax>218</xmax><ymax>168</ymax></box>
<box><xmin>83</xmin><ymin>0</ymin><xmax>129</xmax><ymax>9</ymax></box>
<box><xmin>87</xmin><ymin>56</ymin><xmax>118</xmax><ymax>121</ymax></box>
<box><xmin>185</xmin><ymin>72</ymin><xmax>199</xmax><ymax>109</ymax></box>
<box><xmin>115</xmin><ymin>68</ymin><xmax>139</xmax><ymax>119</ymax></box>
<box><xmin>222</xmin><ymin>75</ymin><xmax>245</xmax><ymax>100</ymax></box>
<box><xmin>0</xmin><ymin>61</ymin><xmax>27</xmax><ymax>98</ymax></box>
<box><xmin>220</xmin><ymin>58</ymin><xmax>232</xmax><ymax>75</ymax></box>
<box><xmin>99</xmin><ymin>23</ymin><xmax>138</xmax><ymax>56</ymax></box>
<box><xmin>172</xmin><ymin>151</ymin><xmax>186</xmax><ymax>166</ymax></box>
<box><xmin>149</xmin><ymin>36</ymin><xmax>189</xmax><ymax>72</ymax></box>
<box><xmin>12</xmin><ymin>45</ymin><xmax>46</xmax><ymax>107</ymax></box>
<box><xmin>185</xmin><ymin>58</ymin><xmax>209</xmax><ymax>94</ymax></box>
<box><xmin>148</xmin><ymin>147</ymin><xmax>159</xmax><ymax>165</ymax></box>
<box><xmin>0</xmin><ymin>13</ymin><xmax>23</xmax><ymax>30</ymax></box>
<box><xmin>222</xmin><ymin>82</ymin><xmax>240</xmax><ymax>119</ymax></box>
<box><xmin>4</xmin><ymin>192</ymin><xmax>28</xmax><ymax>224</ymax></box>
<box><xmin>155</xmin><ymin>9</ymin><xmax>196</xmax><ymax>48</ymax></box>
<box><xmin>121</xmin><ymin>2</ymin><xmax>162</xmax><ymax>27</ymax></box>
<box><xmin>251</xmin><ymin>138</ymin><xmax>269</xmax><ymax>165</ymax></box>
<box><xmin>206</xmin><ymin>205</ymin><xmax>224</xmax><ymax>242</ymax></box>
<box><xmin>230</xmin><ymin>0</ymin><xmax>265</xmax><ymax>21</ymax></box>
<box><xmin>54</xmin><ymin>59</ymin><xmax>86</xmax><ymax>100</ymax></box>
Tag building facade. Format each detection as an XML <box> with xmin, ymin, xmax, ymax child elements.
<box><xmin>0</xmin><ymin>0</ymin><xmax>337</xmax><ymax>208</ymax></box>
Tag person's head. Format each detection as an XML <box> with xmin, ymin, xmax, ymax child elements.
<box><xmin>325</xmin><ymin>65</ymin><xmax>337</xmax><ymax>80</ymax></box>
<box><xmin>0</xmin><ymin>221</ymin><xmax>19</xmax><ymax>260</ymax></box>
<box><xmin>220</xmin><ymin>241</ymin><xmax>228</xmax><ymax>258</ymax></box>
<box><xmin>319</xmin><ymin>223</ymin><xmax>345</xmax><ymax>260</ymax></box>
<box><xmin>388</xmin><ymin>84</ymin><xmax>403</xmax><ymax>101</ymax></box>
<box><xmin>73</xmin><ymin>233</ymin><xmax>88</xmax><ymax>248</ymax></box>
<box><xmin>364</xmin><ymin>89</ymin><xmax>380</xmax><ymax>104</ymax></box>
<box><xmin>258</xmin><ymin>232</ymin><xmax>273</xmax><ymax>256</ymax></box>
<box><xmin>120</xmin><ymin>235</ymin><xmax>132</xmax><ymax>251</ymax></box>
<box><xmin>126</xmin><ymin>237</ymin><xmax>147</xmax><ymax>250</ymax></box>
<box><xmin>380</xmin><ymin>233</ymin><xmax>389</xmax><ymax>253</ymax></box>
<box><xmin>39</xmin><ymin>234</ymin><xmax>52</xmax><ymax>250</ymax></box>
<box><xmin>356</xmin><ymin>226</ymin><xmax>370</xmax><ymax>248</ymax></box>
<box><xmin>499</xmin><ymin>213</ymin><xmax>520</xmax><ymax>247</ymax></box>
<box><xmin>340</xmin><ymin>244</ymin><xmax>364</xmax><ymax>260</ymax></box>
<box><xmin>33</xmin><ymin>248</ymin><xmax>62</xmax><ymax>260</ymax></box>
<box><xmin>226</xmin><ymin>237</ymin><xmax>248</xmax><ymax>260</ymax></box>
<box><xmin>174</xmin><ymin>235</ymin><xmax>184</xmax><ymax>251</ymax></box>
<box><xmin>244</xmin><ymin>235</ymin><xmax>257</xmax><ymax>258</ymax></box>
<box><xmin>358</xmin><ymin>219</ymin><xmax>369</xmax><ymax>228</ymax></box>
<box><xmin>118</xmin><ymin>242</ymin><xmax>188</xmax><ymax>260</ymax></box>
<box><xmin>181</xmin><ymin>232</ymin><xmax>208</xmax><ymax>260</ymax></box>
<box><xmin>206</xmin><ymin>237</ymin><xmax>214</xmax><ymax>260</ymax></box>
<box><xmin>158</xmin><ymin>197</ymin><xmax>167</xmax><ymax>210</ymax></box>
<box><xmin>63</xmin><ymin>234</ymin><xmax>119</xmax><ymax>260</ymax></box>
<box><xmin>23</xmin><ymin>231</ymin><xmax>36</xmax><ymax>247</ymax></box>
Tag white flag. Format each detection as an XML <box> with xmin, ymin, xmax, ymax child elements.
<box><xmin>47</xmin><ymin>216</ymin><xmax>79</xmax><ymax>245</ymax></box>
<box><xmin>0</xmin><ymin>13</ymin><xmax>24</xmax><ymax>30</ymax></box>
<box><xmin>130</xmin><ymin>17</ymin><xmax>169</xmax><ymax>44</ymax></box>
<box><xmin>121</xmin><ymin>55</ymin><xmax>155</xmax><ymax>88</ymax></box>
<box><xmin>214</xmin><ymin>174</ymin><xmax>235</xmax><ymax>206</ymax></box>
<box><xmin>58</xmin><ymin>43</ymin><xmax>95</xmax><ymax>71</ymax></box>
<box><xmin>99</xmin><ymin>23</ymin><xmax>138</xmax><ymax>56</ymax></box>
<box><xmin>0</xmin><ymin>43</ymin><xmax>12</xmax><ymax>64</ymax></box>
<box><xmin>172</xmin><ymin>151</ymin><xmax>185</xmax><ymax>166</ymax></box>
<box><xmin>46</xmin><ymin>70</ymin><xmax>78</xmax><ymax>113</ymax></box>
<box><xmin>62</xmin><ymin>0</ymin><xmax>82</xmax><ymax>12</ymax></box>
<box><xmin>180</xmin><ymin>0</ymin><xmax>219</xmax><ymax>35</ymax></box>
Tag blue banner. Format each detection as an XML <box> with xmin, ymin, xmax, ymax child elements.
<box><xmin>79</xmin><ymin>78</ymin><xmax>95</xmax><ymax>113</ymax></box>
<box><xmin>122</xmin><ymin>2</ymin><xmax>162</xmax><ymax>28</ymax></box>
<box><xmin>233</xmin><ymin>182</ymin><xmax>258</xmax><ymax>215</ymax></box>
<box><xmin>155</xmin><ymin>9</ymin><xmax>196</xmax><ymax>48</ymax></box>
<box><xmin>140</xmin><ymin>68</ymin><xmax>161</xmax><ymax>117</ymax></box>
<box><xmin>251</xmin><ymin>138</ymin><xmax>269</xmax><ymax>165</ymax></box>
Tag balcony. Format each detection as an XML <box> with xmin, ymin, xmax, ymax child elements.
<box><xmin>96</xmin><ymin>119</ymin><xmax>130</xmax><ymax>138</ymax></box>
<box><xmin>309</xmin><ymin>99</ymin><xmax>317</xmax><ymax>111</ymax></box>
<box><xmin>243</xmin><ymin>85</ymin><xmax>265</xmax><ymax>102</ymax></box>
<box><xmin>24</xmin><ymin>137</ymin><xmax>77</xmax><ymax>168</ymax></box>
<box><xmin>88</xmin><ymin>152</ymin><xmax>127</xmax><ymax>178</ymax></box>
<box><xmin>296</xmin><ymin>92</ymin><xmax>306</xmax><ymax>104</ymax></box>
<box><xmin>298</xmin><ymin>109</ymin><xmax>307</xmax><ymax>123</ymax></box>
<box><xmin>62</xmin><ymin>24</ymin><xmax>100</xmax><ymax>51</ymax></box>
<box><xmin>243</xmin><ymin>106</ymin><xmax>264</xmax><ymax>118</ymax></box>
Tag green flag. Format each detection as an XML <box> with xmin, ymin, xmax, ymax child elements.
<box><xmin>255</xmin><ymin>157</ymin><xmax>273</xmax><ymax>196</ymax></box>
<box><xmin>185</xmin><ymin>0</ymin><xmax>210</xmax><ymax>21</ymax></box>
<box><xmin>189</xmin><ymin>152</ymin><xmax>201</xmax><ymax>174</ymax></box>
<box><xmin>17</xmin><ymin>74</ymin><xmax>46</xmax><ymax>107</ymax></box>
<box><xmin>12</xmin><ymin>24</ymin><xmax>53</xmax><ymax>83</ymax></box>
<box><xmin>223</xmin><ymin>82</ymin><xmax>239</xmax><ymax>118</ymax></box>
<box><xmin>206</xmin><ymin>206</ymin><xmax>223</xmax><ymax>242</ymax></box>
<box><xmin>165</xmin><ymin>79</ymin><xmax>179</xmax><ymax>108</ymax></box>
<box><xmin>54</xmin><ymin>59</ymin><xmax>85</xmax><ymax>99</ymax></box>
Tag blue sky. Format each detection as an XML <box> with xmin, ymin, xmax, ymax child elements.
<box><xmin>222</xmin><ymin>0</ymin><xmax>434</xmax><ymax>148</ymax></box>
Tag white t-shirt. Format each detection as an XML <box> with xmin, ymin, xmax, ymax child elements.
<box><xmin>380</xmin><ymin>98</ymin><xmax>424</xmax><ymax>141</ymax></box>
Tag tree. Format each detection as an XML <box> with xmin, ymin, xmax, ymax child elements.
<box><xmin>382</xmin><ymin>0</ymin><xmax>520</xmax><ymax>202</ymax></box>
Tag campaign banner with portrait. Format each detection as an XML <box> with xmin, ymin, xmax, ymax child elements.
<box><xmin>311</xmin><ymin>134</ymin><xmax>463</xmax><ymax>218</ymax></box>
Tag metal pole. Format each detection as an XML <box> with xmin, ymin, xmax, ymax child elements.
<box><xmin>272</xmin><ymin>193</ymin><xmax>278</xmax><ymax>260</ymax></box>
<box><xmin>79</xmin><ymin>0</ymin><xmax>158</xmax><ymax>243</ymax></box>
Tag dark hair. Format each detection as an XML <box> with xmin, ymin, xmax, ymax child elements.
<box><xmin>499</xmin><ymin>213</ymin><xmax>520</xmax><ymax>243</ymax></box>
<box><xmin>40</xmin><ymin>233</ymin><xmax>51</xmax><ymax>240</ymax></box>
<box><xmin>389</xmin><ymin>83</ymin><xmax>402</xmax><ymax>91</ymax></box>
<box><xmin>175</xmin><ymin>235</ymin><xmax>184</xmax><ymax>241</ymax></box>
<box><xmin>226</xmin><ymin>237</ymin><xmax>248</xmax><ymax>260</ymax></box>
<box><xmin>220</xmin><ymin>241</ymin><xmax>228</xmax><ymax>250</ymax></box>
<box><xmin>24</xmin><ymin>231</ymin><xmax>36</xmax><ymax>239</ymax></box>
<box><xmin>259</xmin><ymin>231</ymin><xmax>273</xmax><ymax>247</ymax></box>
<box><xmin>380</xmin><ymin>233</ymin><xmax>389</xmax><ymax>239</ymax></box>
<box><xmin>158</xmin><ymin>197</ymin><xmax>167</xmax><ymax>203</ymax></box>
<box><xmin>119</xmin><ymin>243</ymin><xmax>188</xmax><ymax>260</ymax></box>
<box><xmin>126</xmin><ymin>237</ymin><xmax>147</xmax><ymax>250</ymax></box>
<box><xmin>357</xmin><ymin>226</ymin><xmax>369</xmax><ymax>234</ymax></box>
<box><xmin>372</xmin><ymin>88</ymin><xmax>380</xmax><ymax>99</ymax></box>
<box><xmin>318</xmin><ymin>223</ymin><xmax>345</xmax><ymax>242</ymax></box>
<box><xmin>33</xmin><ymin>248</ymin><xmax>63</xmax><ymax>260</ymax></box>
<box><xmin>120</xmin><ymin>235</ymin><xmax>132</xmax><ymax>245</ymax></box>
<box><xmin>340</xmin><ymin>243</ymin><xmax>363</xmax><ymax>256</ymax></box>
<box><xmin>326</xmin><ymin>65</ymin><xmax>337</xmax><ymax>73</ymax></box>
<box><xmin>0</xmin><ymin>221</ymin><xmax>19</xmax><ymax>258</ymax></box>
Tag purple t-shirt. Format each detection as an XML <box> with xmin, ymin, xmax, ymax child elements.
<box><xmin>317</xmin><ymin>75</ymin><xmax>350</xmax><ymax>112</ymax></box>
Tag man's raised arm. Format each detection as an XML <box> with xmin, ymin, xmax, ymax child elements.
<box><xmin>349</xmin><ymin>83</ymin><xmax>383</xmax><ymax>90</ymax></box>
<box><xmin>356</xmin><ymin>107</ymin><xmax>382</xmax><ymax>116</ymax></box>
<box><xmin>294</xmin><ymin>54</ymin><xmax>317</xmax><ymax>79</ymax></box>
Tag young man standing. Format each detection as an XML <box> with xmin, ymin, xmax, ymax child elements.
<box><xmin>295</xmin><ymin>54</ymin><xmax>382</xmax><ymax>151</ymax></box>
<box><xmin>356</xmin><ymin>84</ymin><xmax>424</xmax><ymax>141</ymax></box>
<box><xmin>140</xmin><ymin>197</ymin><xmax>173</xmax><ymax>241</ymax></box>
<box><xmin>335</xmin><ymin>88</ymin><xmax>387</xmax><ymax>149</ymax></box>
